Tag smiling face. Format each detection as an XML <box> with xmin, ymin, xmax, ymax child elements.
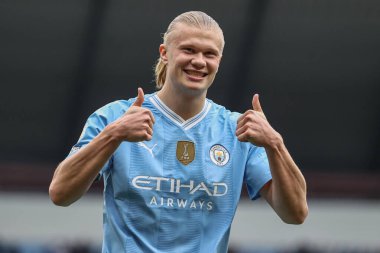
<box><xmin>159</xmin><ymin>23</ymin><xmax>223</xmax><ymax>97</ymax></box>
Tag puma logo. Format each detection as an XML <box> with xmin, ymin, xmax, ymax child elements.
<box><xmin>137</xmin><ymin>142</ymin><xmax>157</xmax><ymax>157</ymax></box>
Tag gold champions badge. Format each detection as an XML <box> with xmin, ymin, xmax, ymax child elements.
<box><xmin>176</xmin><ymin>141</ymin><xmax>195</xmax><ymax>165</ymax></box>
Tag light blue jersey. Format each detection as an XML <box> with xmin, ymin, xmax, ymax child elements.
<box><xmin>70</xmin><ymin>93</ymin><xmax>272</xmax><ymax>253</ymax></box>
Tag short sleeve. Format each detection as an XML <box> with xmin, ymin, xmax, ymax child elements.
<box><xmin>244</xmin><ymin>146</ymin><xmax>272</xmax><ymax>200</ymax></box>
<box><xmin>67</xmin><ymin>105</ymin><xmax>115</xmax><ymax>177</ymax></box>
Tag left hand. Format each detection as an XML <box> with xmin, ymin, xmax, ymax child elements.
<box><xmin>235</xmin><ymin>94</ymin><xmax>282</xmax><ymax>148</ymax></box>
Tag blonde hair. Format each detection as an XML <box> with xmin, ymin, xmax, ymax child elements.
<box><xmin>154</xmin><ymin>11</ymin><xmax>224</xmax><ymax>89</ymax></box>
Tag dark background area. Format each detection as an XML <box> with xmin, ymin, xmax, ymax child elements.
<box><xmin>0</xmin><ymin>0</ymin><xmax>379</xmax><ymax>197</ymax></box>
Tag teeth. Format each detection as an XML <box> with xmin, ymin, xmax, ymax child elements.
<box><xmin>186</xmin><ymin>70</ymin><xmax>206</xmax><ymax>77</ymax></box>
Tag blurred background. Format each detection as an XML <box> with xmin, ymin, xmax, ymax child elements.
<box><xmin>0</xmin><ymin>0</ymin><xmax>379</xmax><ymax>252</ymax></box>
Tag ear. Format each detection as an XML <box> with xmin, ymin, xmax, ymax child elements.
<box><xmin>159</xmin><ymin>44</ymin><xmax>168</xmax><ymax>63</ymax></box>
<box><xmin>216</xmin><ymin>54</ymin><xmax>222</xmax><ymax>69</ymax></box>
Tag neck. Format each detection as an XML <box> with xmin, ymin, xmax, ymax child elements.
<box><xmin>157</xmin><ymin>85</ymin><xmax>207</xmax><ymax>121</ymax></box>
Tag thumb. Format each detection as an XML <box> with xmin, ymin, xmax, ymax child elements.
<box><xmin>252</xmin><ymin>94</ymin><xmax>263</xmax><ymax>112</ymax></box>
<box><xmin>133</xmin><ymin>87</ymin><xmax>144</xmax><ymax>107</ymax></box>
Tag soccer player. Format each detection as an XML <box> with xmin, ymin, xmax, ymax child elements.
<box><xmin>49</xmin><ymin>11</ymin><xmax>308</xmax><ymax>253</ymax></box>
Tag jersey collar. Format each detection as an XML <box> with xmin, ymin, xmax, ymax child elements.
<box><xmin>149</xmin><ymin>94</ymin><xmax>211</xmax><ymax>130</ymax></box>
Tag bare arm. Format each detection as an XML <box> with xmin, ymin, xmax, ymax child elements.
<box><xmin>49</xmin><ymin>88</ymin><xmax>155</xmax><ymax>206</ymax></box>
<box><xmin>260</xmin><ymin>139</ymin><xmax>308</xmax><ymax>224</ymax></box>
<box><xmin>49</xmin><ymin>130</ymin><xmax>121</xmax><ymax>206</ymax></box>
<box><xmin>236</xmin><ymin>94</ymin><xmax>308</xmax><ymax>224</ymax></box>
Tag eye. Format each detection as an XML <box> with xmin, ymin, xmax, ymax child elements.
<box><xmin>205</xmin><ymin>51</ymin><xmax>217</xmax><ymax>58</ymax></box>
<box><xmin>182</xmin><ymin>47</ymin><xmax>195</xmax><ymax>54</ymax></box>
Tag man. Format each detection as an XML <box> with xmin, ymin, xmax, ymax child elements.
<box><xmin>49</xmin><ymin>11</ymin><xmax>308</xmax><ymax>253</ymax></box>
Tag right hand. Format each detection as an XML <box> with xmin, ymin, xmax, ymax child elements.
<box><xmin>106</xmin><ymin>87</ymin><xmax>155</xmax><ymax>142</ymax></box>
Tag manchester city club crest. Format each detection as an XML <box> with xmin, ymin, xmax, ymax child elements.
<box><xmin>209</xmin><ymin>144</ymin><xmax>230</xmax><ymax>166</ymax></box>
<box><xmin>176</xmin><ymin>141</ymin><xmax>195</xmax><ymax>165</ymax></box>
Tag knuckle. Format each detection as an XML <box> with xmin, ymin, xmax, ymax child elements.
<box><xmin>142</xmin><ymin>109</ymin><xmax>152</xmax><ymax>115</ymax></box>
<box><xmin>248</xmin><ymin>122</ymin><xmax>256</xmax><ymax>129</ymax></box>
<box><xmin>247</xmin><ymin>113</ymin><xmax>255</xmax><ymax>120</ymax></box>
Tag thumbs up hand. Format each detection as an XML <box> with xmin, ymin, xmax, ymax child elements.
<box><xmin>252</xmin><ymin>94</ymin><xmax>266</xmax><ymax>120</ymax></box>
<box><xmin>132</xmin><ymin>87</ymin><xmax>145</xmax><ymax>107</ymax></box>
<box><xmin>106</xmin><ymin>87</ymin><xmax>155</xmax><ymax>142</ymax></box>
<box><xmin>236</xmin><ymin>94</ymin><xmax>282</xmax><ymax>148</ymax></box>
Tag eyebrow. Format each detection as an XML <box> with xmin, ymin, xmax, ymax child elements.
<box><xmin>178</xmin><ymin>43</ymin><xmax>221</xmax><ymax>55</ymax></box>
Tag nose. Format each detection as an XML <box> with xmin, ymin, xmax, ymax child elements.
<box><xmin>191</xmin><ymin>53</ymin><xmax>206</xmax><ymax>68</ymax></box>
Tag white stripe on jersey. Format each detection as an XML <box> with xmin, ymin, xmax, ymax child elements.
<box><xmin>149</xmin><ymin>94</ymin><xmax>211</xmax><ymax>130</ymax></box>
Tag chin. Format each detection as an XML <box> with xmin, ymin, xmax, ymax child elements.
<box><xmin>180</xmin><ymin>84</ymin><xmax>208</xmax><ymax>97</ymax></box>
<box><xmin>187</xmin><ymin>81</ymin><xmax>210</xmax><ymax>89</ymax></box>
<box><xmin>184</xmin><ymin>78</ymin><xmax>212</xmax><ymax>89</ymax></box>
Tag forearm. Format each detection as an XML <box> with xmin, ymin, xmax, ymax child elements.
<box><xmin>49</xmin><ymin>128</ymin><xmax>121</xmax><ymax>206</ymax></box>
<box><xmin>265</xmin><ymin>137</ymin><xmax>308</xmax><ymax>224</ymax></box>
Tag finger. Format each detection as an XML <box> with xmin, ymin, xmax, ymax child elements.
<box><xmin>132</xmin><ymin>87</ymin><xmax>145</xmax><ymax>107</ymax></box>
<box><xmin>236</xmin><ymin>122</ymin><xmax>255</xmax><ymax>137</ymax></box>
<box><xmin>235</xmin><ymin>124</ymin><xmax>246</xmax><ymax>137</ymax></box>
<box><xmin>236</xmin><ymin>111</ymin><xmax>256</xmax><ymax>130</ymax></box>
<box><xmin>146</xmin><ymin>136</ymin><xmax>152</xmax><ymax>141</ymax></box>
<box><xmin>252</xmin><ymin>94</ymin><xmax>263</xmax><ymax>112</ymax></box>
<box><xmin>144</xmin><ymin>132</ymin><xmax>153</xmax><ymax>141</ymax></box>
<box><xmin>236</xmin><ymin>118</ymin><xmax>246</xmax><ymax>133</ymax></box>
<box><xmin>236</xmin><ymin>110</ymin><xmax>253</xmax><ymax>125</ymax></box>
<box><xmin>146</xmin><ymin>126</ymin><xmax>153</xmax><ymax>136</ymax></box>
<box><xmin>236</xmin><ymin>130</ymin><xmax>252</xmax><ymax>142</ymax></box>
<box><xmin>146</xmin><ymin>118</ymin><xmax>154</xmax><ymax>129</ymax></box>
<box><xmin>142</xmin><ymin>120</ymin><xmax>154</xmax><ymax>134</ymax></box>
<box><xmin>236</xmin><ymin>112</ymin><xmax>245</xmax><ymax>125</ymax></box>
<box><xmin>147</xmin><ymin>110</ymin><xmax>155</xmax><ymax>124</ymax></box>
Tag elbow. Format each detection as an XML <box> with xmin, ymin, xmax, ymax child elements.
<box><xmin>49</xmin><ymin>184</ymin><xmax>73</xmax><ymax>207</ymax></box>
<box><xmin>288</xmin><ymin>211</ymin><xmax>308</xmax><ymax>225</ymax></box>
<box><xmin>282</xmin><ymin>203</ymin><xmax>309</xmax><ymax>225</ymax></box>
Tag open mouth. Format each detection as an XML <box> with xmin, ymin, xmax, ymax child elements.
<box><xmin>184</xmin><ymin>70</ymin><xmax>208</xmax><ymax>78</ymax></box>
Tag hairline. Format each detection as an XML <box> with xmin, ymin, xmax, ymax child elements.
<box><xmin>164</xmin><ymin>23</ymin><xmax>225</xmax><ymax>54</ymax></box>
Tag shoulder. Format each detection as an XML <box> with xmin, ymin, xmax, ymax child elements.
<box><xmin>207</xmin><ymin>99</ymin><xmax>241</xmax><ymax>126</ymax></box>
<box><xmin>206</xmin><ymin>99</ymin><xmax>252</xmax><ymax>152</ymax></box>
<box><xmin>92</xmin><ymin>93</ymin><xmax>156</xmax><ymax>120</ymax></box>
<box><xmin>93</xmin><ymin>100</ymin><xmax>131</xmax><ymax>119</ymax></box>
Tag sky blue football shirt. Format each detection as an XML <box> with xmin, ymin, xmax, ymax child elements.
<box><xmin>70</xmin><ymin>93</ymin><xmax>272</xmax><ymax>253</ymax></box>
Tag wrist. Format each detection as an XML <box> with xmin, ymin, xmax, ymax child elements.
<box><xmin>264</xmin><ymin>132</ymin><xmax>284</xmax><ymax>152</ymax></box>
<box><xmin>101</xmin><ymin>124</ymin><xmax>124</xmax><ymax>145</ymax></box>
